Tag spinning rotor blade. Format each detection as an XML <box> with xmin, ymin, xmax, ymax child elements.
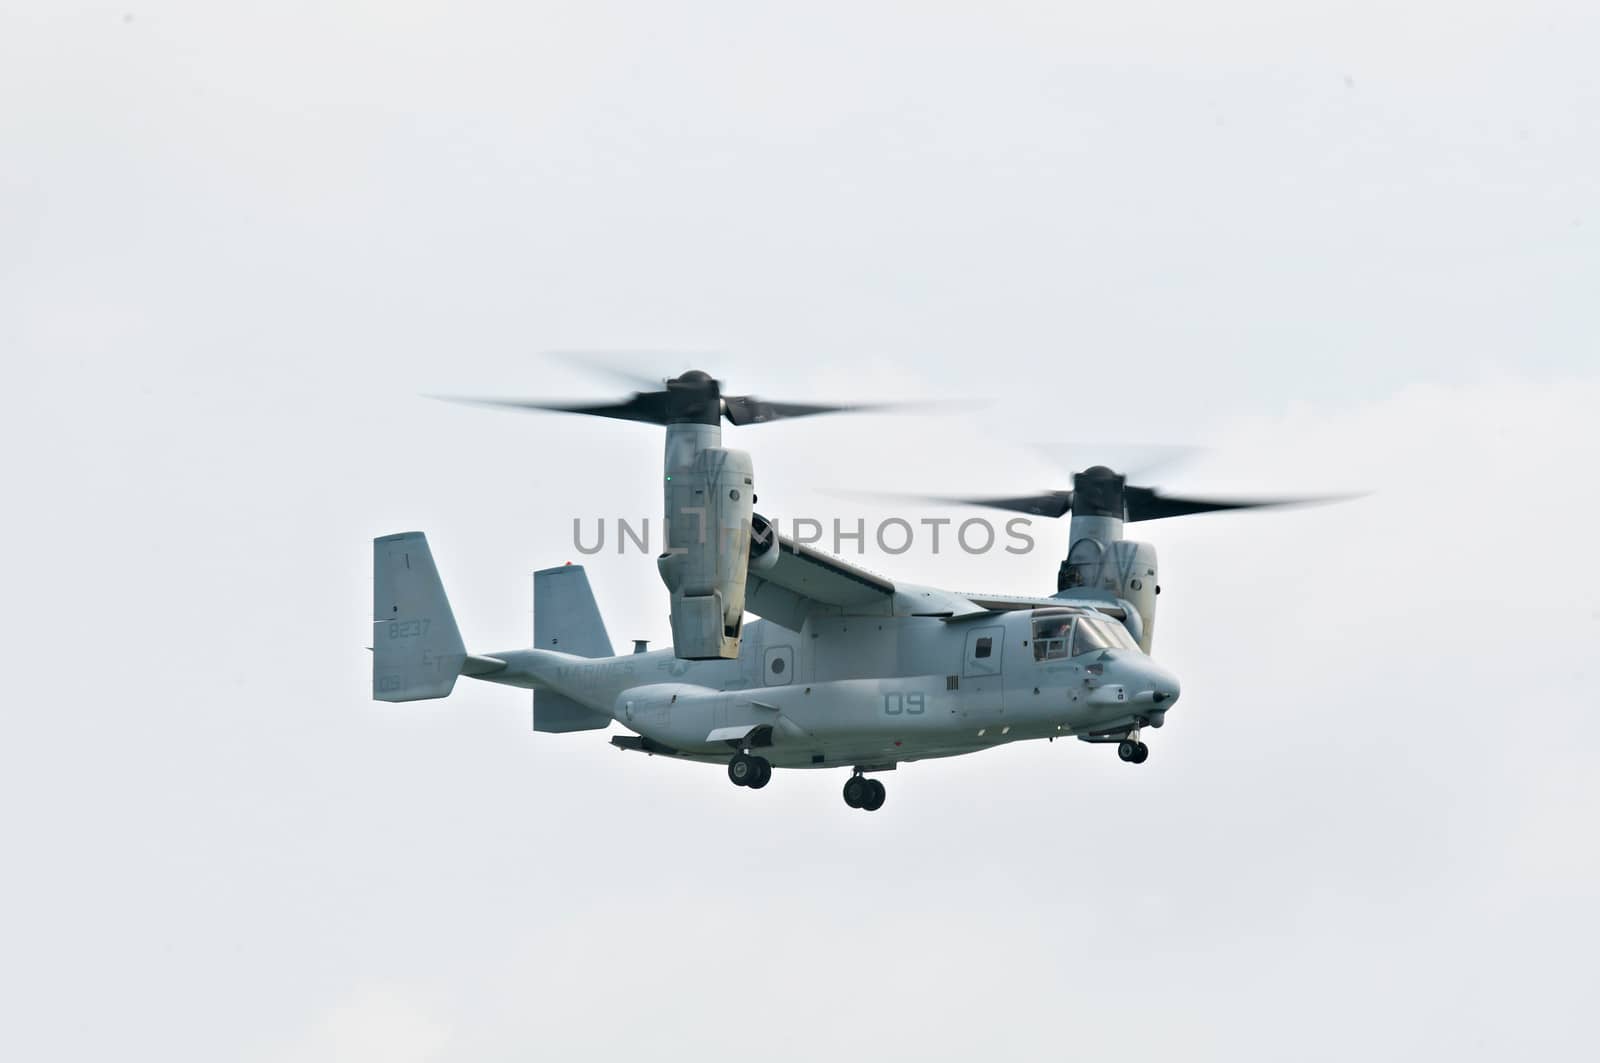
<box><xmin>928</xmin><ymin>491</ymin><xmax>1075</xmax><ymax>518</ymax></box>
<box><xmin>437</xmin><ymin>393</ymin><xmax>673</xmax><ymax>424</ymax></box>
<box><xmin>440</xmin><ymin>366</ymin><xmax>939</xmax><ymax>429</ymax></box>
<box><xmin>722</xmin><ymin>396</ymin><xmax>899</xmax><ymax>426</ymax></box>
<box><xmin>869</xmin><ymin>463</ymin><xmax>1354</xmax><ymax>523</ymax></box>
<box><xmin>832</xmin><ymin>489</ymin><xmax>1075</xmax><ymax>518</ymax></box>
<box><xmin>1122</xmin><ymin>488</ymin><xmax>1354</xmax><ymax>522</ymax></box>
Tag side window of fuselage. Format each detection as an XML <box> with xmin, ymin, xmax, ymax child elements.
<box><xmin>763</xmin><ymin>645</ymin><xmax>794</xmax><ymax>685</ymax></box>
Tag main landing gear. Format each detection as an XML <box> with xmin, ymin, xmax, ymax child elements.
<box><xmin>728</xmin><ymin>753</ymin><xmax>772</xmax><ymax>789</ymax></box>
<box><xmin>1117</xmin><ymin>738</ymin><xmax>1150</xmax><ymax>764</ymax></box>
<box><xmin>842</xmin><ymin>773</ymin><xmax>886</xmax><ymax>812</ymax></box>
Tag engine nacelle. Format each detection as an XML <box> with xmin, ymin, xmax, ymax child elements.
<box><xmin>657</xmin><ymin>445</ymin><xmax>754</xmax><ymax>659</ymax></box>
<box><xmin>1060</xmin><ymin>537</ymin><xmax>1158</xmax><ymax>652</ymax></box>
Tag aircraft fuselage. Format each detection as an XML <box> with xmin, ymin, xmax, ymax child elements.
<box><xmin>486</xmin><ymin>611</ymin><xmax>1181</xmax><ymax>770</ymax></box>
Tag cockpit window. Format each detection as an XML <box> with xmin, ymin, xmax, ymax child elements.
<box><xmin>1033</xmin><ymin>610</ymin><xmax>1139</xmax><ymax>661</ymax></box>
<box><xmin>1097</xmin><ymin>618</ymin><xmax>1139</xmax><ymax>651</ymax></box>
<box><xmin>1032</xmin><ymin>616</ymin><xmax>1074</xmax><ymax>661</ymax></box>
<box><xmin>1075</xmin><ymin>617</ymin><xmax>1138</xmax><ymax>654</ymax></box>
<box><xmin>1070</xmin><ymin>620</ymin><xmax>1111</xmax><ymax>656</ymax></box>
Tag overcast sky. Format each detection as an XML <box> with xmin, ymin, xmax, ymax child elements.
<box><xmin>4</xmin><ymin>2</ymin><xmax>1598</xmax><ymax>1060</ymax></box>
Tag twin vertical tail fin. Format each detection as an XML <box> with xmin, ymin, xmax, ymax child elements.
<box><xmin>370</xmin><ymin>537</ymin><xmax>614</xmax><ymax>734</ymax></box>
<box><xmin>373</xmin><ymin>532</ymin><xmax>466</xmax><ymax>701</ymax></box>
<box><xmin>531</xmin><ymin>565</ymin><xmax>614</xmax><ymax>733</ymax></box>
<box><xmin>533</xmin><ymin>564</ymin><xmax>614</xmax><ymax>656</ymax></box>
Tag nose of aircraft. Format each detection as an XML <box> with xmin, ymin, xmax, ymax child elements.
<box><xmin>1123</xmin><ymin>655</ymin><xmax>1181</xmax><ymax>709</ymax></box>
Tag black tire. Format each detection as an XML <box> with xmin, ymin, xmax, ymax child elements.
<box><xmin>1117</xmin><ymin>739</ymin><xmax>1138</xmax><ymax>762</ymax></box>
<box><xmin>862</xmin><ymin>779</ymin><xmax>886</xmax><ymax>812</ymax></box>
<box><xmin>1131</xmin><ymin>742</ymin><xmax>1149</xmax><ymax>764</ymax></box>
<box><xmin>842</xmin><ymin>775</ymin><xmax>867</xmax><ymax>808</ymax></box>
<box><xmin>748</xmin><ymin>758</ymin><xmax>772</xmax><ymax>789</ymax></box>
<box><xmin>728</xmin><ymin>754</ymin><xmax>755</xmax><ymax>787</ymax></box>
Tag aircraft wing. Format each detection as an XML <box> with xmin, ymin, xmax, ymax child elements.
<box><xmin>740</xmin><ymin>519</ymin><xmax>1095</xmax><ymax>629</ymax></box>
<box><xmin>744</xmin><ymin>533</ymin><xmax>899</xmax><ymax>628</ymax></box>
<box><xmin>965</xmin><ymin>592</ymin><xmax>1129</xmax><ymax>619</ymax></box>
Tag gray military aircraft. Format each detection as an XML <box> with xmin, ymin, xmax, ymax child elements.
<box><xmin>373</xmin><ymin>368</ymin><xmax>1315</xmax><ymax>811</ymax></box>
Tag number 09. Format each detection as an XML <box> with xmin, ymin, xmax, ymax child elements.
<box><xmin>884</xmin><ymin>692</ymin><xmax>925</xmax><ymax>715</ymax></box>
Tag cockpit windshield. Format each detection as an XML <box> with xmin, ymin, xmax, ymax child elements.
<box><xmin>1099</xmin><ymin>618</ymin><xmax>1140</xmax><ymax>651</ymax></box>
<box><xmin>1032</xmin><ymin>610</ymin><xmax>1138</xmax><ymax>660</ymax></box>
<box><xmin>1080</xmin><ymin>616</ymin><xmax>1139</xmax><ymax>653</ymax></box>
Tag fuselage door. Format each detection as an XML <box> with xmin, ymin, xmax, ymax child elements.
<box><xmin>763</xmin><ymin>645</ymin><xmax>794</xmax><ymax>686</ymax></box>
<box><xmin>962</xmin><ymin>626</ymin><xmax>1004</xmax><ymax>678</ymax></box>
<box><xmin>960</xmin><ymin>624</ymin><xmax>1006</xmax><ymax>722</ymax></box>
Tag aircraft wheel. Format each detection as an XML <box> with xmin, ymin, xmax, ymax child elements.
<box><xmin>842</xmin><ymin>775</ymin><xmax>867</xmax><ymax>808</ymax></box>
<box><xmin>1117</xmin><ymin>739</ymin><xmax>1138</xmax><ymax>762</ymax></box>
<box><xmin>747</xmin><ymin>758</ymin><xmax>772</xmax><ymax>789</ymax></box>
<box><xmin>728</xmin><ymin>753</ymin><xmax>758</xmax><ymax>787</ymax></box>
<box><xmin>1131</xmin><ymin>742</ymin><xmax>1149</xmax><ymax>764</ymax></box>
<box><xmin>861</xmin><ymin>779</ymin><xmax>887</xmax><ymax>812</ymax></box>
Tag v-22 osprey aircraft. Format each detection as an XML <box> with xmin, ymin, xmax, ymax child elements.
<box><xmin>372</xmin><ymin>368</ymin><xmax>1319</xmax><ymax>812</ymax></box>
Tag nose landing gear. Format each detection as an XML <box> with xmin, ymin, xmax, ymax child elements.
<box><xmin>1117</xmin><ymin>738</ymin><xmax>1150</xmax><ymax>764</ymax></box>
<box><xmin>842</xmin><ymin>772</ymin><xmax>886</xmax><ymax>811</ymax></box>
<box><xmin>728</xmin><ymin>753</ymin><xmax>772</xmax><ymax>789</ymax></box>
